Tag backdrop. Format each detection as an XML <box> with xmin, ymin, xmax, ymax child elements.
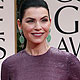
<box><xmin>45</xmin><ymin>0</ymin><xmax>80</xmax><ymax>60</ymax></box>
<box><xmin>0</xmin><ymin>0</ymin><xmax>15</xmax><ymax>79</ymax></box>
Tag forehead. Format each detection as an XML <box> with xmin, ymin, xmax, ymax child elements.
<box><xmin>23</xmin><ymin>7</ymin><xmax>49</xmax><ymax>18</ymax></box>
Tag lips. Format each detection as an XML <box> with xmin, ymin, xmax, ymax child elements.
<box><xmin>31</xmin><ymin>32</ymin><xmax>44</xmax><ymax>37</ymax></box>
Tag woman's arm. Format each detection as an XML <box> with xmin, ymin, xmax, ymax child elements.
<box><xmin>68</xmin><ymin>53</ymin><xmax>80</xmax><ymax>80</ymax></box>
<box><xmin>1</xmin><ymin>60</ymin><xmax>10</xmax><ymax>80</ymax></box>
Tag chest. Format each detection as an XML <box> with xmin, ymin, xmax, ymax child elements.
<box><xmin>10</xmin><ymin>59</ymin><xmax>69</xmax><ymax>80</ymax></box>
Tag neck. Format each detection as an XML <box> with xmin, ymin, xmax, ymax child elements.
<box><xmin>25</xmin><ymin>40</ymin><xmax>50</xmax><ymax>56</ymax></box>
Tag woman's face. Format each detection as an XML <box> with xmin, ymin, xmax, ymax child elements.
<box><xmin>20</xmin><ymin>7</ymin><xmax>51</xmax><ymax>44</ymax></box>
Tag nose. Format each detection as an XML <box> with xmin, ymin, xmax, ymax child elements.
<box><xmin>34</xmin><ymin>22</ymin><xmax>42</xmax><ymax>30</ymax></box>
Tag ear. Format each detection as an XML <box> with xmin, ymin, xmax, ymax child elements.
<box><xmin>49</xmin><ymin>18</ymin><xmax>51</xmax><ymax>27</ymax></box>
<box><xmin>50</xmin><ymin>19</ymin><xmax>51</xmax><ymax>23</ymax></box>
<box><xmin>17</xmin><ymin>19</ymin><xmax>22</xmax><ymax>31</ymax></box>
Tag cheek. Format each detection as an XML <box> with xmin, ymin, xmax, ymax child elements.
<box><xmin>22</xmin><ymin>25</ymin><xmax>33</xmax><ymax>34</ymax></box>
<box><xmin>22</xmin><ymin>27</ymin><xmax>32</xmax><ymax>39</ymax></box>
<box><xmin>22</xmin><ymin>27</ymin><xmax>33</xmax><ymax>39</ymax></box>
<box><xmin>43</xmin><ymin>23</ymin><xmax>50</xmax><ymax>32</ymax></box>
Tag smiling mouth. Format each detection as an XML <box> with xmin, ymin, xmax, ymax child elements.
<box><xmin>31</xmin><ymin>33</ymin><xmax>44</xmax><ymax>37</ymax></box>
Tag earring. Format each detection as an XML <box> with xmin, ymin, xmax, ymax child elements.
<box><xmin>19</xmin><ymin>29</ymin><xmax>25</xmax><ymax>44</ymax></box>
<box><xmin>46</xmin><ymin>28</ymin><xmax>51</xmax><ymax>42</ymax></box>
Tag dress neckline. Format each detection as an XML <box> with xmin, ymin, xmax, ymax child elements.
<box><xmin>23</xmin><ymin>47</ymin><xmax>52</xmax><ymax>57</ymax></box>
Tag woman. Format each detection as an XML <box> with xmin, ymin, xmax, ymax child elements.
<box><xmin>1</xmin><ymin>0</ymin><xmax>80</xmax><ymax>80</ymax></box>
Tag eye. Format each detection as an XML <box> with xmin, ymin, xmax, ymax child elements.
<box><xmin>41</xmin><ymin>19</ymin><xmax>48</xmax><ymax>22</ymax></box>
<box><xmin>26</xmin><ymin>20</ymin><xmax>34</xmax><ymax>23</ymax></box>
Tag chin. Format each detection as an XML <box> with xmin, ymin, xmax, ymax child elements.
<box><xmin>30</xmin><ymin>39</ymin><xmax>46</xmax><ymax>44</ymax></box>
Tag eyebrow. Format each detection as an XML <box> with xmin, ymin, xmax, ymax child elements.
<box><xmin>40</xmin><ymin>16</ymin><xmax>49</xmax><ymax>20</ymax></box>
<box><xmin>25</xmin><ymin>17</ymin><xmax>35</xmax><ymax>20</ymax></box>
<box><xmin>25</xmin><ymin>16</ymin><xmax>48</xmax><ymax>20</ymax></box>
